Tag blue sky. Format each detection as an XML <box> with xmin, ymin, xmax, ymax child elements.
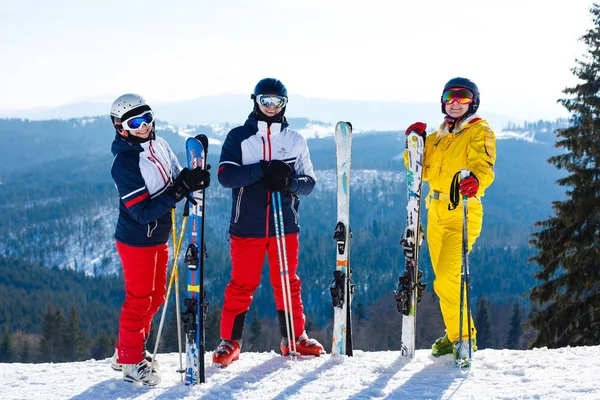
<box><xmin>0</xmin><ymin>0</ymin><xmax>593</xmax><ymax>120</ymax></box>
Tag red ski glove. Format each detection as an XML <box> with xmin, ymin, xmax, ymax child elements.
<box><xmin>459</xmin><ymin>173</ymin><xmax>479</xmax><ymax>198</ymax></box>
<box><xmin>405</xmin><ymin>122</ymin><xmax>427</xmax><ymax>137</ymax></box>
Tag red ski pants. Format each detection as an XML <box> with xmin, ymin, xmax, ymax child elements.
<box><xmin>220</xmin><ymin>234</ymin><xmax>305</xmax><ymax>341</ymax></box>
<box><xmin>115</xmin><ymin>241</ymin><xmax>168</xmax><ymax>364</ymax></box>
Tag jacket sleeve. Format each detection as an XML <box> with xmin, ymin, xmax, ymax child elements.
<box><xmin>289</xmin><ymin>135</ymin><xmax>316</xmax><ymax>196</ymax></box>
<box><xmin>218</xmin><ymin>129</ymin><xmax>264</xmax><ymax>189</ymax></box>
<box><xmin>468</xmin><ymin>121</ymin><xmax>496</xmax><ymax>191</ymax></box>
<box><xmin>111</xmin><ymin>154</ymin><xmax>178</xmax><ymax>224</ymax></box>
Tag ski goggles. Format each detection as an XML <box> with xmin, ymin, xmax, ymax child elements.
<box><xmin>256</xmin><ymin>94</ymin><xmax>288</xmax><ymax>109</ymax></box>
<box><xmin>442</xmin><ymin>88</ymin><xmax>474</xmax><ymax>105</ymax></box>
<box><xmin>122</xmin><ymin>110</ymin><xmax>155</xmax><ymax>130</ymax></box>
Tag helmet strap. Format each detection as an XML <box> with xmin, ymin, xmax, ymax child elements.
<box><xmin>445</xmin><ymin>116</ymin><xmax>458</xmax><ymax>133</ymax></box>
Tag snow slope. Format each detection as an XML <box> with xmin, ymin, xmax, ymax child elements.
<box><xmin>2</xmin><ymin>346</ymin><xmax>599</xmax><ymax>399</ymax></box>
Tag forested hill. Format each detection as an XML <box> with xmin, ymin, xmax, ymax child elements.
<box><xmin>0</xmin><ymin>117</ymin><xmax>566</xmax><ymax>358</ymax></box>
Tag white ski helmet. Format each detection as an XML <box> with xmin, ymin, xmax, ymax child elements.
<box><xmin>110</xmin><ymin>93</ymin><xmax>155</xmax><ymax>141</ymax></box>
<box><xmin>110</xmin><ymin>93</ymin><xmax>149</xmax><ymax>120</ymax></box>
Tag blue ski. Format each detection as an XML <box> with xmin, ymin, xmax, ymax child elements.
<box><xmin>182</xmin><ymin>134</ymin><xmax>209</xmax><ymax>385</ymax></box>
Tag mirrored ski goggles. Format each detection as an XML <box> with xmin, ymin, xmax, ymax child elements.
<box><xmin>256</xmin><ymin>94</ymin><xmax>288</xmax><ymax>109</ymax></box>
<box><xmin>442</xmin><ymin>88</ymin><xmax>474</xmax><ymax>105</ymax></box>
<box><xmin>122</xmin><ymin>110</ymin><xmax>155</xmax><ymax>130</ymax></box>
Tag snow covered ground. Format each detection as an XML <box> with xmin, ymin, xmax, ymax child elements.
<box><xmin>2</xmin><ymin>346</ymin><xmax>599</xmax><ymax>399</ymax></box>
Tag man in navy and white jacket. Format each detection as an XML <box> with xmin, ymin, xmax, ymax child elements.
<box><xmin>212</xmin><ymin>78</ymin><xmax>324</xmax><ymax>367</ymax></box>
<box><xmin>109</xmin><ymin>94</ymin><xmax>210</xmax><ymax>385</ymax></box>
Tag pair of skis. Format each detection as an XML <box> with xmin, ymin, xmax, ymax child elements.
<box><xmin>150</xmin><ymin>134</ymin><xmax>209</xmax><ymax>385</ymax></box>
<box><xmin>395</xmin><ymin>128</ymin><xmax>427</xmax><ymax>358</ymax></box>
<box><xmin>149</xmin><ymin>134</ymin><xmax>209</xmax><ymax>385</ymax></box>
<box><xmin>181</xmin><ymin>134</ymin><xmax>209</xmax><ymax>385</ymax></box>
<box><xmin>330</xmin><ymin>121</ymin><xmax>354</xmax><ymax>356</ymax></box>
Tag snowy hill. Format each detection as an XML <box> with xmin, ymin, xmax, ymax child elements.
<box><xmin>0</xmin><ymin>94</ymin><xmax>516</xmax><ymax>132</ymax></box>
<box><xmin>2</xmin><ymin>346</ymin><xmax>599</xmax><ymax>399</ymax></box>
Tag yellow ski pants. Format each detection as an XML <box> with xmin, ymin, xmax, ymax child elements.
<box><xmin>426</xmin><ymin>194</ymin><xmax>483</xmax><ymax>343</ymax></box>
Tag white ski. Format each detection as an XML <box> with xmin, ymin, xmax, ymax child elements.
<box><xmin>330</xmin><ymin>121</ymin><xmax>353</xmax><ymax>356</ymax></box>
<box><xmin>396</xmin><ymin>128</ymin><xmax>426</xmax><ymax>358</ymax></box>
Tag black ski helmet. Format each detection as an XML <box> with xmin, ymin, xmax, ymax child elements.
<box><xmin>251</xmin><ymin>78</ymin><xmax>288</xmax><ymax>123</ymax></box>
<box><xmin>441</xmin><ymin>77</ymin><xmax>480</xmax><ymax>117</ymax></box>
<box><xmin>252</xmin><ymin>78</ymin><xmax>287</xmax><ymax>98</ymax></box>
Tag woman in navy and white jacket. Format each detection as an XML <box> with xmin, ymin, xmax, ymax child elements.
<box><xmin>212</xmin><ymin>78</ymin><xmax>324</xmax><ymax>368</ymax></box>
<box><xmin>109</xmin><ymin>94</ymin><xmax>209</xmax><ymax>385</ymax></box>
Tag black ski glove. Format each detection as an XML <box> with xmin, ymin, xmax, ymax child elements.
<box><xmin>400</xmin><ymin>224</ymin><xmax>424</xmax><ymax>259</ymax></box>
<box><xmin>261</xmin><ymin>160</ymin><xmax>293</xmax><ymax>192</ymax></box>
<box><xmin>168</xmin><ymin>166</ymin><xmax>211</xmax><ymax>202</ymax></box>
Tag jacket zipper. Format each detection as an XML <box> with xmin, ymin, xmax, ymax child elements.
<box><xmin>265</xmin><ymin>125</ymin><xmax>272</xmax><ymax>237</ymax></box>
<box><xmin>147</xmin><ymin>141</ymin><xmax>170</xmax><ymax>184</ymax></box>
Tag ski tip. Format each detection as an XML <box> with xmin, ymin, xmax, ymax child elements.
<box><xmin>336</xmin><ymin>121</ymin><xmax>353</xmax><ymax>131</ymax></box>
<box><xmin>196</xmin><ymin>134</ymin><xmax>209</xmax><ymax>151</ymax></box>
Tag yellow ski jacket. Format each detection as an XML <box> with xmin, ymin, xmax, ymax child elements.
<box><xmin>406</xmin><ymin>114</ymin><xmax>496</xmax><ymax>197</ymax></box>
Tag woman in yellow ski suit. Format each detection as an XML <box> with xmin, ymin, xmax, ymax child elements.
<box><xmin>404</xmin><ymin>77</ymin><xmax>496</xmax><ymax>359</ymax></box>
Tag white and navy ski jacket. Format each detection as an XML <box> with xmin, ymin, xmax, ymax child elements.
<box><xmin>218</xmin><ymin>114</ymin><xmax>316</xmax><ymax>238</ymax></box>
<box><xmin>111</xmin><ymin>134</ymin><xmax>181</xmax><ymax>247</ymax></box>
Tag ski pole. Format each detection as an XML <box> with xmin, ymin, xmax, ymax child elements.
<box><xmin>277</xmin><ymin>191</ymin><xmax>298</xmax><ymax>355</ymax></box>
<box><xmin>272</xmin><ymin>191</ymin><xmax>298</xmax><ymax>356</ymax></box>
<box><xmin>172</xmin><ymin>208</ymin><xmax>184</xmax><ymax>379</ymax></box>
<box><xmin>151</xmin><ymin>204</ymin><xmax>189</xmax><ymax>376</ymax></box>
<box><xmin>198</xmin><ymin>157</ymin><xmax>208</xmax><ymax>385</ymax></box>
<box><xmin>457</xmin><ymin>169</ymin><xmax>472</xmax><ymax>365</ymax></box>
<box><xmin>461</xmin><ymin>169</ymin><xmax>473</xmax><ymax>361</ymax></box>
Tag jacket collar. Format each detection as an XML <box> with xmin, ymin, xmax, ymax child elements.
<box><xmin>111</xmin><ymin>133</ymin><xmax>145</xmax><ymax>156</ymax></box>
<box><xmin>437</xmin><ymin>114</ymin><xmax>481</xmax><ymax>138</ymax></box>
<box><xmin>244</xmin><ymin>112</ymin><xmax>289</xmax><ymax>136</ymax></box>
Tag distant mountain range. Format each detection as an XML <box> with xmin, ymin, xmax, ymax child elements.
<box><xmin>0</xmin><ymin>94</ymin><xmax>518</xmax><ymax>131</ymax></box>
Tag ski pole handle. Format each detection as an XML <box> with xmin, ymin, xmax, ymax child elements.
<box><xmin>460</xmin><ymin>169</ymin><xmax>471</xmax><ymax>200</ymax></box>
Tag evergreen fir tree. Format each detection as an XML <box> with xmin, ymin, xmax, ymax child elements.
<box><xmin>205</xmin><ymin>303</ymin><xmax>221</xmax><ymax>351</ymax></box>
<box><xmin>248</xmin><ymin>307</ymin><xmax>261</xmax><ymax>351</ymax></box>
<box><xmin>529</xmin><ymin>4</ymin><xmax>600</xmax><ymax>348</ymax></box>
<box><xmin>53</xmin><ymin>307</ymin><xmax>67</xmax><ymax>362</ymax></box>
<box><xmin>90</xmin><ymin>333</ymin><xmax>114</xmax><ymax>361</ymax></box>
<box><xmin>38</xmin><ymin>305</ymin><xmax>56</xmax><ymax>362</ymax></box>
<box><xmin>474</xmin><ymin>296</ymin><xmax>493</xmax><ymax>349</ymax></box>
<box><xmin>355</xmin><ymin>302</ymin><xmax>367</xmax><ymax>321</ymax></box>
<box><xmin>0</xmin><ymin>330</ymin><xmax>15</xmax><ymax>362</ymax></box>
<box><xmin>64</xmin><ymin>306</ymin><xmax>89</xmax><ymax>361</ymax></box>
<box><xmin>507</xmin><ymin>299</ymin><xmax>523</xmax><ymax>349</ymax></box>
<box><xmin>161</xmin><ymin>308</ymin><xmax>181</xmax><ymax>353</ymax></box>
<box><xmin>20</xmin><ymin>338</ymin><xmax>31</xmax><ymax>363</ymax></box>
